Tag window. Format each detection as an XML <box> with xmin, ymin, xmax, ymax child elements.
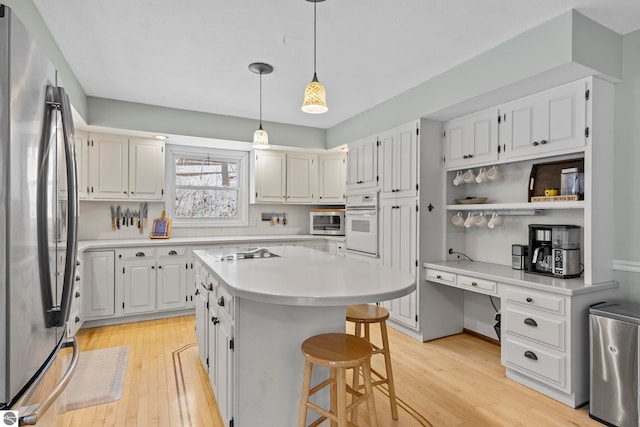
<box><xmin>166</xmin><ymin>146</ymin><xmax>248</xmax><ymax>227</ymax></box>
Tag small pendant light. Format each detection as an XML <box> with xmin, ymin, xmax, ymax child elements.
<box><xmin>249</xmin><ymin>62</ymin><xmax>273</xmax><ymax>149</ymax></box>
<box><xmin>302</xmin><ymin>0</ymin><xmax>328</xmax><ymax>114</ymax></box>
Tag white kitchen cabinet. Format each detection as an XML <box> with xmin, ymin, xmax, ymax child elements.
<box><xmin>499</xmin><ymin>80</ymin><xmax>587</xmax><ymax>161</ymax></box>
<box><xmin>327</xmin><ymin>239</ymin><xmax>346</xmax><ymax>256</ymax></box>
<box><xmin>87</xmin><ymin>133</ymin><xmax>164</xmax><ymax>201</ymax></box>
<box><xmin>156</xmin><ymin>254</ymin><xmax>187</xmax><ymax>311</ymax></box>
<box><xmin>317</xmin><ymin>152</ymin><xmax>347</xmax><ymax>204</ymax></box>
<box><xmin>83</xmin><ymin>250</ymin><xmax>115</xmax><ymax>319</ymax></box>
<box><xmin>379</xmin><ymin>197</ymin><xmax>418</xmax><ymax>328</ymax></box>
<box><xmin>88</xmin><ymin>133</ymin><xmax>129</xmax><ymax>199</ymax></box>
<box><xmin>128</xmin><ymin>138</ymin><xmax>165</xmax><ymax>200</ymax></box>
<box><xmin>195</xmin><ymin>281</ymin><xmax>209</xmax><ymax>370</ymax></box>
<box><xmin>380</xmin><ymin>121</ymin><xmax>419</xmax><ymax>199</ymax></box>
<box><xmin>122</xmin><ymin>257</ymin><xmax>157</xmax><ymax>315</ymax></box>
<box><xmin>444</xmin><ymin>108</ymin><xmax>499</xmax><ymax>170</ymax></box>
<box><xmin>215</xmin><ymin>308</ymin><xmax>234</xmax><ymax>426</ymax></box>
<box><xmin>207</xmin><ymin>302</ymin><xmax>218</xmax><ymax>391</ymax></box>
<box><xmin>251</xmin><ymin>150</ymin><xmax>318</xmax><ymax>204</ymax></box>
<box><xmin>347</xmin><ymin>135</ymin><xmax>378</xmax><ymax>191</ymax></box>
<box><xmin>286</xmin><ymin>152</ymin><xmax>318</xmax><ymax>203</ymax></box>
<box><xmin>74</xmin><ymin>130</ymin><xmax>90</xmax><ymax>200</ymax></box>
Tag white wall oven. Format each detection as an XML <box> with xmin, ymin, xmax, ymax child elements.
<box><xmin>345</xmin><ymin>193</ymin><xmax>378</xmax><ymax>257</ymax></box>
<box><xmin>310</xmin><ymin>209</ymin><xmax>345</xmax><ymax>236</ymax></box>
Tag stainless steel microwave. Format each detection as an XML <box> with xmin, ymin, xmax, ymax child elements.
<box><xmin>310</xmin><ymin>209</ymin><xmax>345</xmax><ymax>236</ymax></box>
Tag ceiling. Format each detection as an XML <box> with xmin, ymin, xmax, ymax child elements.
<box><xmin>33</xmin><ymin>0</ymin><xmax>640</xmax><ymax>130</ymax></box>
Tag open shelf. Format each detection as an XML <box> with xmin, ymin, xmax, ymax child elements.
<box><xmin>446</xmin><ymin>201</ymin><xmax>585</xmax><ymax>211</ymax></box>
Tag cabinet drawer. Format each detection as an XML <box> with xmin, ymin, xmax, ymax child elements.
<box><xmin>501</xmin><ymin>286</ymin><xmax>565</xmax><ymax>315</ymax></box>
<box><xmin>458</xmin><ymin>275</ymin><xmax>497</xmax><ymax>295</ymax></box>
<box><xmin>216</xmin><ymin>285</ymin><xmax>234</xmax><ymax>320</ymax></box>
<box><xmin>157</xmin><ymin>247</ymin><xmax>186</xmax><ymax>257</ymax></box>
<box><xmin>117</xmin><ymin>248</ymin><xmax>156</xmax><ymax>260</ymax></box>
<box><xmin>425</xmin><ymin>268</ymin><xmax>456</xmax><ymax>286</ymax></box>
<box><xmin>504</xmin><ymin>338</ymin><xmax>565</xmax><ymax>388</ymax></box>
<box><xmin>503</xmin><ymin>307</ymin><xmax>565</xmax><ymax>350</ymax></box>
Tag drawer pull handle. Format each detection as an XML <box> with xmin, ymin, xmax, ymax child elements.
<box><xmin>526</xmin><ymin>297</ymin><xmax>533</xmax><ymax>303</ymax></box>
<box><xmin>211</xmin><ymin>316</ymin><xmax>220</xmax><ymax>325</ymax></box>
<box><xmin>471</xmin><ymin>281</ymin><xmax>478</xmax><ymax>287</ymax></box>
<box><xmin>436</xmin><ymin>275</ymin><xmax>442</xmax><ymax>279</ymax></box>
<box><xmin>195</xmin><ymin>289</ymin><xmax>200</xmax><ymax>295</ymax></box>
<box><xmin>208</xmin><ymin>283</ymin><xmax>214</xmax><ymax>291</ymax></box>
<box><xmin>75</xmin><ymin>316</ymin><xmax>81</xmax><ymax>323</ymax></box>
<box><xmin>136</xmin><ymin>252</ymin><xmax>146</xmax><ymax>257</ymax></box>
<box><xmin>218</xmin><ymin>296</ymin><xmax>225</xmax><ymax>307</ymax></box>
<box><xmin>524</xmin><ymin>318</ymin><xmax>538</xmax><ymax>327</ymax></box>
<box><xmin>169</xmin><ymin>250</ymin><xmax>178</xmax><ymax>256</ymax></box>
<box><xmin>524</xmin><ymin>351</ymin><xmax>538</xmax><ymax>361</ymax></box>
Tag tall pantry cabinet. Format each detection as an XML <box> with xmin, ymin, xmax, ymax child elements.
<box><xmin>352</xmin><ymin>119</ymin><xmax>446</xmax><ymax>340</ymax></box>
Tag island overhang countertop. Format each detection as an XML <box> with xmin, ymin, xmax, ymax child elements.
<box><xmin>193</xmin><ymin>245</ymin><xmax>416</xmax><ymax>306</ymax></box>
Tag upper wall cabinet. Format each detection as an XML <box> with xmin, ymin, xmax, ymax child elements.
<box><xmin>347</xmin><ymin>136</ymin><xmax>378</xmax><ymax>191</ymax></box>
<box><xmin>380</xmin><ymin>121</ymin><xmax>419</xmax><ymax>199</ymax></box>
<box><xmin>74</xmin><ymin>130</ymin><xmax>90</xmax><ymax>200</ymax></box>
<box><xmin>86</xmin><ymin>133</ymin><xmax>165</xmax><ymax>201</ymax></box>
<box><xmin>499</xmin><ymin>80</ymin><xmax>587</xmax><ymax>161</ymax></box>
<box><xmin>444</xmin><ymin>108</ymin><xmax>499</xmax><ymax>170</ymax></box>
<box><xmin>317</xmin><ymin>152</ymin><xmax>347</xmax><ymax>204</ymax></box>
<box><xmin>251</xmin><ymin>150</ymin><xmax>318</xmax><ymax>204</ymax></box>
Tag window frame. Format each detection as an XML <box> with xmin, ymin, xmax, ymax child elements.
<box><xmin>165</xmin><ymin>145</ymin><xmax>249</xmax><ymax>227</ymax></box>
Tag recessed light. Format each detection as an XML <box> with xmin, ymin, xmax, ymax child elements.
<box><xmin>152</xmin><ymin>134</ymin><xmax>168</xmax><ymax>140</ymax></box>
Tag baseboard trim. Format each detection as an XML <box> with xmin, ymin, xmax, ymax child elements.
<box><xmin>613</xmin><ymin>259</ymin><xmax>640</xmax><ymax>273</ymax></box>
<box><xmin>82</xmin><ymin>308</ymin><xmax>195</xmax><ymax>329</ymax></box>
<box><xmin>463</xmin><ymin>328</ymin><xmax>501</xmax><ymax>346</ymax></box>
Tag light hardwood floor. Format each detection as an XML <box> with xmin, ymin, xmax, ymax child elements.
<box><xmin>56</xmin><ymin>315</ymin><xmax>601</xmax><ymax>427</ymax></box>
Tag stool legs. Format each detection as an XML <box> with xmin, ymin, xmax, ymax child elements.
<box><xmin>380</xmin><ymin>320</ymin><xmax>398</xmax><ymax>419</ymax></box>
<box><xmin>362</xmin><ymin>360</ymin><xmax>378</xmax><ymax>427</ymax></box>
<box><xmin>298</xmin><ymin>360</ymin><xmax>313</xmax><ymax>427</ymax></box>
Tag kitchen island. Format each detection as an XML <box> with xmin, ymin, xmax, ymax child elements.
<box><xmin>193</xmin><ymin>245</ymin><xmax>415</xmax><ymax>427</ymax></box>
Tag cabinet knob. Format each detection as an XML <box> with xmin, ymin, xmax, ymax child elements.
<box><xmin>532</xmin><ymin>141</ymin><xmax>539</xmax><ymax>146</ymax></box>
<box><xmin>211</xmin><ymin>316</ymin><xmax>220</xmax><ymax>325</ymax></box>
<box><xmin>151</xmin><ymin>265</ymin><xmax>155</xmax><ymax>269</ymax></box>
<box><xmin>158</xmin><ymin>265</ymin><xmax>162</xmax><ymax>269</ymax></box>
<box><xmin>75</xmin><ymin>291</ymin><xmax>81</xmax><ymax>298</ymax></box>
<box><xmin>76</xmin><ymin>260</ymin><xmax>81</xmax><ymax>266</ymax></box>
<box><xmin>540</xmin><ymin>140</ymin><xmax>547</xmax><ymax>145</ymax></box>
<box><xmin>436</xmin><ymin>275</ymin><xmax>442</xmax><ymax>279</ymax></box>
<box><xmin>524</xmin><ymin>351</ymin><xmax>538</xmax><ymax>361</ymax></box>
<box><xmin>218</xmin><ymin>296</ymin><xmax>225</xmax><ymax>307</ymax></box>
<box><xmin>524</xmin><ymin>318</ymin><xmax>538</xmax><ymax>327</ymax></box>
<box><xmin>195</xmin><ymin>289</ymin><xmax>200</xmax><ymax>295</ymax></box>
<box><xmin>124</xmin><ymin>191</ymin><xmax>128</xmax><ymax>194</ymax></box>
<box><xmin>169</xmin><ymin>250</ymin><xmax>178</xmax><ymax>256</ymax></box>
<box><xmin>75</xmin><ymin>275</ymin><xmax>80</xmax><ymax>281</ymax></box>
<box><xmin>471</xmin><ymin>281</ymin><xmax>478</xmax><ymax>287</ymax></box>
<box><xmin>526</xmin><ymin>297</ymin><xmax>533</xmax><ymax>303</ymax></box>
<box><xmin>75</xmin><ymin>316</ymin><xmax>80</xmax><ymax>323</ymax></box>
<box><xmin>463</xmin><ymin>155</ymin><xmax>468</xmax><ymax>159</ymax></box>
<box><xmin>207</xmin><ymin>283</ymin><xmax>213</xmax><ymax>291</ymax></box>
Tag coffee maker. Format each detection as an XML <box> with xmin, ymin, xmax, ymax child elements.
<box><xmin>528</xmin><ymin>225</ymin><xmax>581</xmax><ymax>278</ymax></box>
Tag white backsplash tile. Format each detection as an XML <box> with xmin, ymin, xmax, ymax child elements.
<box><xmin>78</xmin><ymin>201</ymin><xmax>315</xmax><ymax>240</ymax></box>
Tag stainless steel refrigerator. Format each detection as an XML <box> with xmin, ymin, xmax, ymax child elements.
<box><xmin>1</xmin><ymin>5</ymin><xmax>80</xmax><ymax>425</ymax></box>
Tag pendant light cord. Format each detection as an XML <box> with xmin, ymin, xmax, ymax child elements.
<box><xmin>259</xmin><ymin>71</ymin><xmax>263</xmax><ymax>127</ymax></box>
<box><xmin>313</xmin><ymin>0</ymin><xmax>317</xmax><ymax>75</ymax></box>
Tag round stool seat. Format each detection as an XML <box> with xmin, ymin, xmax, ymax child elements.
<box><xmin>301</xmin><ymin>333</ymin><xmax>373</xmax><ymax>368</ymax></box>
<box><xmin>346</xmin><ymin>304</ymin><xmax>390</xmax><ymax>324</ymax></box>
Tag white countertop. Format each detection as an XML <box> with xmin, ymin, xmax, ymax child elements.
<box><xmin>78</xmin><ymin>234</ymin><xmax>331</xmax><ymax>252</ymax></box>
<box><xmin>194</xmin><ymin>246</ymin><xmax>416</xmax><ymax>306</ymax></box>
<box><xmin>423</xmin><ymin>260</ymin><xmax>617</xmax><ymax>296</ymax></box>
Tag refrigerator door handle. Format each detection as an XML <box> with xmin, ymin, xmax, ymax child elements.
<box><xmin>56</xmin><ymin>86</ymin><xmax>77</xmax><ymax>328</ymax></box>
<box><xmin>36</xmin><ymin>85</ymin><xmax>57</xmax><ymax>328</ymax></box>
<box><xmin>19</xmin><ymin>337</ymin><xmax>80</xmax><ymax>426</ymax></box>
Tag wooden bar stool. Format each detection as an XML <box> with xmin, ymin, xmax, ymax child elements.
<box><xmin>297</xmin><ymin>333</ymin><xmax>378</xmax><ymax>427</ymax></box>
<box><xmin>346</xmin><ymin>304</ymin><xmax>398</xmax><ymax>420</ymax></box>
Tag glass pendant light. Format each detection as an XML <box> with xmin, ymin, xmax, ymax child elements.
<box><xmin>249</xmin><ymin>62</ymin><xmax>273</xmax><ymax>148</ymax></box>
<box><xmin>302</xmin><ymin>0</ymin><xmax>328</xmax><ymax>114</ymax></box>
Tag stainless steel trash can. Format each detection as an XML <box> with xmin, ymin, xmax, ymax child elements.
<box><xmin>590</xmin><ymin>302</ymin><xmax>640</xmax><ymax>427</ymax></box>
